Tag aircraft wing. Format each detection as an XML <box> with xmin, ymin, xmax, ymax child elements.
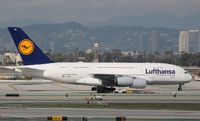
<box><xmin>93</xmin><ymin>74</ymin><xmax>116</xmax><ymax>86</ymax></box>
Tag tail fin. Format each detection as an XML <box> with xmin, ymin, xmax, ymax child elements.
<box><xmin>8</xmin><ymin>27</ymin><xmax>52</xmax><ymax>65</ymax></box>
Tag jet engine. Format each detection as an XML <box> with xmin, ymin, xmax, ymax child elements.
<box><xmin>116</xmin><ymin>76</ymin><xmax>146</xmax><ymax>88</ymax></box>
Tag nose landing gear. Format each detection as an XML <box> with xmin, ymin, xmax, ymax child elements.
<box><xmin>178</xmin><ymin>84</ymin><xmax>183</xmax><ymax>91</ymax></box>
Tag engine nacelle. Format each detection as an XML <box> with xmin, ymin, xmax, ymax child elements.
<box><xmin>116</xmin><ymin>76</ymin><xmax>146</xmax><ymax>88</ymax></box>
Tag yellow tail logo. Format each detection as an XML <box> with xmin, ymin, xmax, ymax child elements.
<box><xmin>18</xmin><ymin>39</ymin><xmax>34</xmax><ymax>55</ymax></box>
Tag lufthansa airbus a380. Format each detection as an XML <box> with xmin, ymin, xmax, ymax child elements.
<box><xmin>8</xmin><ymin>27</ymin><xmax>192</xmax><ymax>93</ymax></box>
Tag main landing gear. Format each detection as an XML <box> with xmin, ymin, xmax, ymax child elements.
<box><xmin>91</xmin><ymin>86</ymin><xmax>115</xmax><ymax>93</ymax></box>
<box><xmin>178</xmin><ymin>84</ymin><xmax>183</xmax><ymax>91</ymax></box>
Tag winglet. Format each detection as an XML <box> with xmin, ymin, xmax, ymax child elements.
<box><xmin>8</xmin><ymin>27</ymin><xmax>52</xmax><ymax>65</ymax></box>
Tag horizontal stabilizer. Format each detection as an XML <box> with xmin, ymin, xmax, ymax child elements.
<box><xmin>17</xmin><ymin>67</ymin><xmax>44</xmax><ymax>78</ymax></box>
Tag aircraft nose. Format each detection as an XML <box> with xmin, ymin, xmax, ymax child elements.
<box><xmin>186</xmin><ymin>74</ymin><xmax>193</xmax><ymax>82</ymax></box>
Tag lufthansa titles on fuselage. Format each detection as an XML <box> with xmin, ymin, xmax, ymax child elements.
<box><xmin>145</xmin><ymin>69</ymin><xmax>175</xmax><ymax>75</ymax></box>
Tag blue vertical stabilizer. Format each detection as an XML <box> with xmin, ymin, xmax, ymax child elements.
<box><xmin>8</xmin><ymin>27</ymin><xmax>52</xmax><ymax>65</ymax></box>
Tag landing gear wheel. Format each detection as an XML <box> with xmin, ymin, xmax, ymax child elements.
<box><xmin>91</xmin><ymin>87</ymin><xmax>97</xmax><ymax>91</ymax></box>
<box><xmin>96</xmin><ymin>86</ymin><xmax>115</xmax><ymax>93</ymax></box>
<box><xmin>178</xmin><ymin>87</ymin><xmax>182</xmax><ymax>91</ymax></box>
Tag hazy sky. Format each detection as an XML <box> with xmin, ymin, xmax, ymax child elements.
<box><xmin>1</xmin><ymin>0</ymin><xmax>200</xmax><ymax>23</ymax></box>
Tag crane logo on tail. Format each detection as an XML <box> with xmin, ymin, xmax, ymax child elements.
<box><xmin>18</xmin><ymin>39</ymin><xmax>34</xmax><ymax>55</ymax></box>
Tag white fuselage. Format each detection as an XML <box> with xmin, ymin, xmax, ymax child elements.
<box><xmin>18</xmin><ymin>62</ymin><xmax>192</xmax><ymax>86</ymax></box>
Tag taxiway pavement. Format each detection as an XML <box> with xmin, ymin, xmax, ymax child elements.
<box><xmin>0</xmin><ymin>108</ymin><xmax>200</xmax><ymax>119</ymax></box>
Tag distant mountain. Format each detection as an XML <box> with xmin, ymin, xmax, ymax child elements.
<box><xmin>0</xmin><ymin>19</ymin><xmax>54</xmax><ymax>28</ymax></box>
<box><xmin>88</xmin><ymin>13</ymin><xmax>200</xmax><ymax>29</ymax></box>
<box><xmin>0</xmin><ymin>21</ymin><xmax>179</xmax><ymax>53</ymax></box>
<box><xmin>22</xmin><ymin>21</ymin><xmax>92</xmax><ymax>52</ymax></box>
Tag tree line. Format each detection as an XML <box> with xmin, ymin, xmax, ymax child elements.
<box><xmin>46</xmin><ymin>50</ymin><xmax>200</xmax><ymax>67</ymax></box>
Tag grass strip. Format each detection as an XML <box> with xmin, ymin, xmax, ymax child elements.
<box><xmin>0</xmin><ymin>102</ymin><xmax>200</xmax><ymax>111</ymax></box>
